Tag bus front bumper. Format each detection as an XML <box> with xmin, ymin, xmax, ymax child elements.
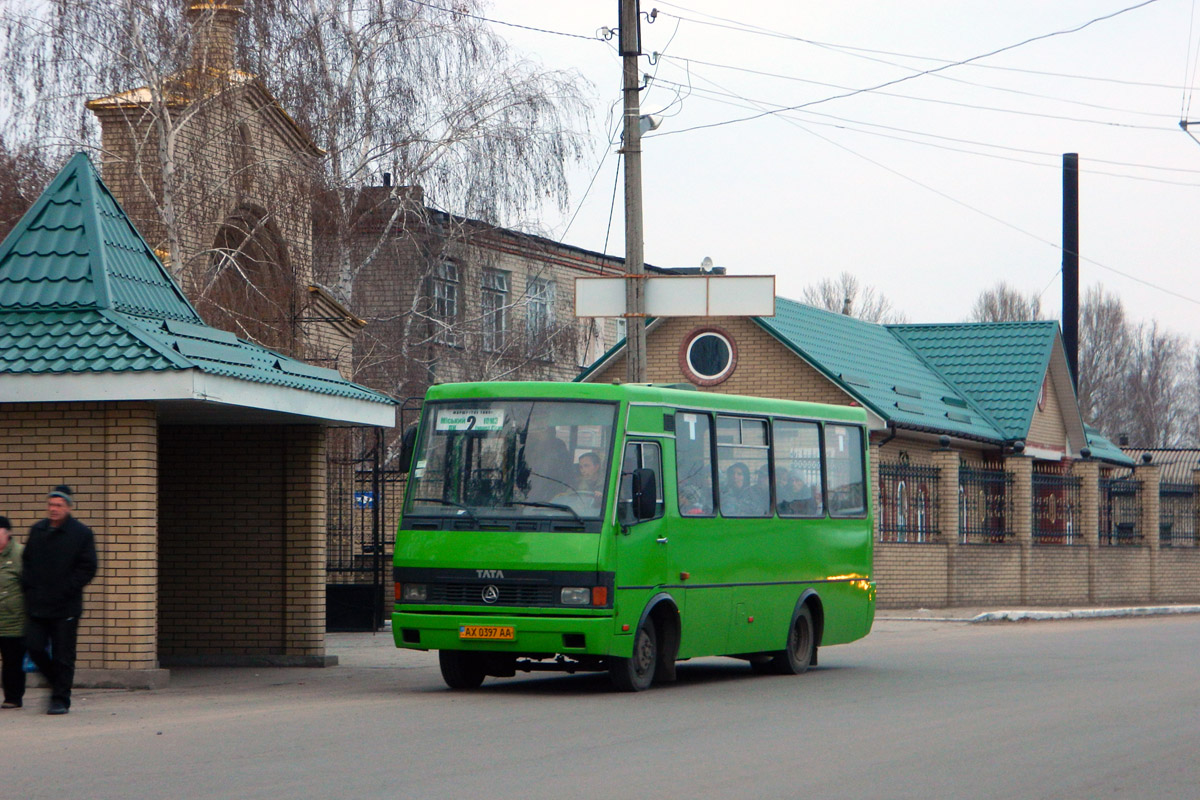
<box><xmin>392</xmin><ymin>609</ymin><xmax>620</xmax><ymax>656</ymax></box>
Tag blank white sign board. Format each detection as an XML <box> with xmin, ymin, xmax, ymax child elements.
<box><xmin>575</xmin><ymin>275</ymin><xmax>775</xmax><ymax>317</ymax></box>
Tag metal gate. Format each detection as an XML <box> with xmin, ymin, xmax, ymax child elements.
<box><xmin>325</xmin><ymin>399</ymin><xmax>421</xmax><ymax>631</ymax></box>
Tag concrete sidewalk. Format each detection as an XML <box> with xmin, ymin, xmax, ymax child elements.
<box><xmin>876</xmin><ymin>603</ymin><xmax>1200</xmax><ymax>623</ymax></box>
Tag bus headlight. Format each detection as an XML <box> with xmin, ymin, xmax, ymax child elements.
<box><xmin>561</xmin><ymin>587</ymin><xmax>591</xmax><ymax>605</ymax></box>
<box><xmin>401</xmin><ymin>583</ymin><xmax>427</xmax><ymax>601</ymax></box>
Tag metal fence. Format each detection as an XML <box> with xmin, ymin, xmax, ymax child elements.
<box><xmin>1159</xmin><ymin>482</ymin><xmax>1197</xmax><ymax>547</ymax></box>
<box><xmin>1031</xmin><ymin>467</ymin><xmax>1081</xmax><ymax>545</ymax></box>
<box><xmin>878</xmin><ymin>462</ymin><xmax>940</xmax><ymax>543</ymax></box>
<box><xmin>959</xmin><ymin>466</ymin><xmax>1012</xmax><ymax>544</ymax></box>
<box><xmin>1099</xmin><ymin>475</ymin><xmax>1142</xmax><ymax>546</ymax></box>
<box><xmin>326</xmin><ymin>426</ymin><xmax>409</xmax><ymax>630</ymax></box>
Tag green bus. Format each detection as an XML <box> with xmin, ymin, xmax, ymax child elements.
<box><xmin>392</xmin><ymin>381</ymin><xmax>875</xmax><ymax>691</ymax></box>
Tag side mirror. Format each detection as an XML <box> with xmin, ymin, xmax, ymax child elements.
<box><xmin>632</xmin><ymin>468</ymin><xmax>658</xmax><ymax>520</ymax></box>
<box><xmin>397</xmin><ymin>425</ymin><xmax>418</xmax><ymax>474</ymax></box>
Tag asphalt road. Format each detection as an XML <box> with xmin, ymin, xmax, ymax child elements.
<box><xmin>7</xmin><ymin>616</ymin><xmax>1199</xmax><ymax>799</ymax></box>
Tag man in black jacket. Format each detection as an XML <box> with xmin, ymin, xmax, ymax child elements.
<box><xmin>23</xmin><ymin>485</ymin><xmax>98</xmax><ymax>715</ymax></box>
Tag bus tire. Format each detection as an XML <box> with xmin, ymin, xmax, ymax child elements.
<box><xmin>439</xmin><ymin>650</ymin><xmax>486</xmax><ymax>689</ymax></box>
<box><xmin>609</xmin><ymin>616</ymin><xmax>657</xmax><ymax>692</ymax></box>
<box><xmin>769</xmin><ymin>604</ymin><xmax>815</xmax><ymax>675</ymax></box>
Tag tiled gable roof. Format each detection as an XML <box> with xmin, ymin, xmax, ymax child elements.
<box><xmin>888</xmin><ymin>321</ymin><xmax>1058</xmax><ymax>441</ymax></box>
<box><xmin>754</xmin><ymin>298</ymin><xmax>1003</xmax><ymax>441</ymax></box>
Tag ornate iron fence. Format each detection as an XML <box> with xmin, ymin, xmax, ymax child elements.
<box><xmin>959</xmin><ymin>466</ymin><xmax>1012</xmax><ymax>544</ymax></box>
<box><xmin>878</xmin><ymin>462</ymin><xmax>940</xmax><ymax>543</ymax></box>
<box><xmin>1159</xmin><ymin>482</ymin><xmax>1197</xmax><ymax>547</ymax></box>
<box><xmin>1031</xmin><ymin>467</ymin><xmax>1081</xmax><ymax>545</ymax></box>
<box><xmin>1099</xmin><ymin>475</ymin><xmax>1142</xmax><ymax>546</ymax></box>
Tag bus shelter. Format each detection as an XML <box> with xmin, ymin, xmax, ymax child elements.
<box><xmin>0</xmin><ymin>153</ymin><xmax>395</xmax><ymax>687</ymax></box>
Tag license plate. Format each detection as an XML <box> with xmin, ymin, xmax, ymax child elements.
<box><xmin>459</xmin><ymin>625</ymin><xmax>515</xmax><ymax>641</ymax></box>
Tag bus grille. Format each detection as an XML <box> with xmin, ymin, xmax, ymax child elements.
<box><xmin>428</xmin><ymin>583</ymin><xmax>558</xmax><ymax>606</ymax></box>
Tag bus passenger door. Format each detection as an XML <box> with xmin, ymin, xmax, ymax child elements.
<box><xmin>615</xmin><ymin>441</ymin><xmax>668</xmax><ymax>600</ymax></box>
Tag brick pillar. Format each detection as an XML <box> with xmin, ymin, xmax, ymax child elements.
<box><xmin>932</xmin><ymin>447</ymin><xmax>960</xmax><ymax>605</ymax></box>
<box><xmin>869</xmin><ymin>442</ymin><xmax>881</xmax><ymax>543</ymax></box>
<box><xmin>1006</xmin><ymin>454</ymin><xmax>1033</xmax><ymax>604</ymax></box>
<box><xmin>932</xmin><ymin>448</ymin><xmax>960</xmax><ymax>546</ymax></box>
<box><xmin>1075</xmin><ymin>459</ymin><xmax>1100</xmax><ymax>603</ymax></box>
<box><xmin>1138</xmin><ymin>461</ymin><xmax>1161</xmax><ymax>601</ymax></box>
<box><xmin>283</xmin><ymin>425</ymin><xmax>335</xmax><ymax>666</ymax></box>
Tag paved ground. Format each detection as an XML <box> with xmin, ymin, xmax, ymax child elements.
<box><xmin>7</xmin><ymin>610</ymin><xmax>1200</xmax><ymax>799</ymax></box>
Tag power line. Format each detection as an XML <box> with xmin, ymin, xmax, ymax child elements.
<box><xmin>680</xmin><ymin>64</ymin><xmax>1200</xmax><ymax>309</ymax></box>
<box><xmin>652</xmin><ymin>0</ymin><xmax>1167</xmax><ymax>137</ymax></box>
<box><xmin>405</xmin><ymin>0</ymin><xmax>605</xmax><ymax>42</ymax></box>
<box><xmin>657</xmin><ymin>53</ymin><xmax>1179</xmax><ymax>124</ymax></box>
<box><xmin>657</xmin><ymin>1</ymin><xmax>1189</xmax><ymax>90</ymax></box>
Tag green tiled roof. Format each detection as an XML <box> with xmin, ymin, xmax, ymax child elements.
<box><xmin>0</xmin><ymin>152</ymin><xmax>202</xmax><ymax>322</ymax></box>
<box><xmin>576</xmin><ymin>297</ymin><xmax>1123</xmax><ymax>460</ymax></box>
<box><xmin>1084</xmin><ymin>425</ymin><xmax>1135</xmax><ymax>467</ymax></box>
<box><xmin>889</xmin><ymin>321</ymin><xmax>1058</xmax><ymax>441</ymax></box>
<box><xmin>755</xmin><ymin>298</ymin><xmax>1004</xmax><ymax>441</ymax></box>
<box><xmin>0</xmin><ymin>153</ymin><xmax>394</xmax><ymax>407</ymax></box>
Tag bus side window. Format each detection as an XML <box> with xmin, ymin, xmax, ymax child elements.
<box><xmin>618</xmin><ymin>441</ymin><xmax>663</xmax><ymax>522</ymax></box>
<box><xmin>826</xmin><ymin>424</ymin><xmax>866</xmax><ymax>516</ymax></box>
<box><xmin>675</xmin><ymin>412</ymin><xmax>714</xmax><ymax>517</ymax></box>
<box><xmin>774</xmin><ymin>420</ymin><xmax>825</xmax><ymax>518</ymax></box>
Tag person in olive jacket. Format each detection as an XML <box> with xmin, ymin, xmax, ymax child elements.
<box><xmin>0</xmin><ymin>516</ymin><xmax>25</xmax><ymax>709</ymax></box>
<box><xmin>22</xmin><ymin>486</ymin><xmax>98</xmax><ymax>715</ymax></box>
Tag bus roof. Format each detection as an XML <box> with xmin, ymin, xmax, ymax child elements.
<box><xmin>424</xmin><ymin>382</ymin><xmax>870</xmax><ymax>425</ymax></box>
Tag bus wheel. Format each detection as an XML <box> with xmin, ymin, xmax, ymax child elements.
<box><xmin>610</xmin><ymin>617</ymin><xmax>657</xmax><ymax>692</ymax></box>
<box><xmin>770</xmin><ymin>605</ymin><xmax>815</xmax><ymax>675</ymax></box>
<box><xmin>439</xmin><ymin>650</ymin><xmax>486</xmax><ymax>689</ymax></box>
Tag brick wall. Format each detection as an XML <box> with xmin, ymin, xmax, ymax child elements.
<box><xmin>158</xmin><ymin>424</ymin><xmax>327</xmax><ymax>659</ymax></box>
<box><xmin>1027</xmin><ymin>547</ymin><xmax>1090</xmax><ymax>604</ymax></box>
<box><xmin>591</xmin><ymin>316</ymin><xmax>855</xmax><ymax>405</ymax></box>
<box><xmin>952</xmin><ymin>546</ymin><xmax>1023</xmax><ymax>605</ymax></box>
<box><xmin>874</xmin><ymin>545</ymin><xmax>948</xmax><ymax>607</ymax></box>
<box><xmin>1093</xmin><ymin>549</ymin><xmax>1152</xmax><ymax>604</ymax></box>
<box><xmin>0</xmin><ymin>402</ymin><xmax>158</xmax><ymax>671</ymax></box>
<box><xmin>1158</xmin><ymin>550</ymin><xmax>1200</xmax><ymax>601</ymax></box>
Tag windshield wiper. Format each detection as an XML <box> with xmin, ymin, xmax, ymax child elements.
<box><xmin>509</xmin><ymin>500</ymin><xmax>585</xmax><ymax>526</ymax></box>
<box><xmin>411</xmin><ymin>496</ymin><xmax>480</xmax><ymax>525</ymax></box>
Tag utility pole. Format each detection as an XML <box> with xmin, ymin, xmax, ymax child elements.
<box><xmin>620</xmin><ymin>0</ymin><xmax>647</xmax><ymax>383</ymax></box>
<box><xmin>1062</xmin><ymin>153</ymin><xmax>1079</xmax><ymax>391</ymax></box>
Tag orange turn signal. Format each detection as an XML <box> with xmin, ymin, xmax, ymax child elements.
<box><xmin>592</xmin><ymin>586</ymin><xmax>608</xmax><ymax>606</ymax></box>
<box><xmin>394</xmin><ymin>582</ymin><xmax>402</xmax><ymax>601</ymax></box>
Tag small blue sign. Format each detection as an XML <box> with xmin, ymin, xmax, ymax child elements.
<box><xmin>354</xmin><ymin>491</ymin><xmax>375</xmax><ymax>509</ymax></box>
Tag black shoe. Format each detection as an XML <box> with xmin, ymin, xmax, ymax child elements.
<box><xmin>1</xmin><ymin>701</ymin><xmax>20</xmax><ymax>709</ymax></box>
<box><xmin>47</xmin><ymin>702</ymin><xmax>68</xmax><ymax>715</ymax></box>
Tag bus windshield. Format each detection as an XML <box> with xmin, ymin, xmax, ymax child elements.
<box><xmin>405</xmin><ymin>399</ymin><xmax>618</xmax><ymax>523</ymax></box>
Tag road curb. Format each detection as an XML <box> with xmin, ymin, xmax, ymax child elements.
<box><xmin>970</xmin><ymin>606</ymin><xmax>1200</xmax><ymax>623</ymax></box>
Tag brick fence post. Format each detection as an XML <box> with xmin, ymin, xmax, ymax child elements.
<box><xmin>869</xmin><ymin>442</ymin><xmax>881</xmax><ymax>544</ymax></box>
<box><xmin>1075</xmin><ymin>458</ymin><xmax>1100</xmax><ymax>603</ymax></box>
<box><xmin>1006</xmin><ymin>453</ymin><xmax>1033</xmax><ymax>604</ymax></box>
<box><xmin>932</xmin><ymin>444</ymin><xmax>959</xmax><ymax>603</ymax></box>
<box><xmin>1137</xmin><ymin>460</ymin><xmax>1161</xmax><ymax>602</ymax></box>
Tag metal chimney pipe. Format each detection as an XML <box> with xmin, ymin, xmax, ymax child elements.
<box><xmin>1062</xmin><ymin>153</ymin><xmax>1079</xmax><ymax>392</ymax></box>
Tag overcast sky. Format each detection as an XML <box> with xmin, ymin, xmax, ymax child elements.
<box><xmin>491</xmin><ymin>0</ymin><xmax>1200</xmax><ymax>339</ymax></box>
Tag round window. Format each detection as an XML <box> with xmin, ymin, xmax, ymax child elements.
<box><xmin>681</xmin><ymin>328</ymin><xmax>736</xmax><ymax>385</ymax></box>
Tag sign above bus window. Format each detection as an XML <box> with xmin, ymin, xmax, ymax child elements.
<box><xmin>574</xmin><ymin>275</ymin><xmax>776</xmax><ymax>318</ymax></box>
<box><xmin>435</xmin><ymin>408</ymin><xmax>506</xmax><ymax>432</ymax></box>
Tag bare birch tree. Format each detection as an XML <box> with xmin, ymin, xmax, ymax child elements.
<box><xmin>0</xmin><ymin>0</ymin><xmax>592</xmax><ymax>370</ymax></box>
<box><xmin>801</xmin><ymin>272</ymin><xmax>907</xmax><ymax>323</ymax></box>
<box><xmin>1077</xmin><ymin>285</ymin><xmax>1132</xmax><ymax>434</ymax></box>
<box><xmin>968</xmin><ymin>282</ymin><xmax>1043</xmax><ymax>322</ymax></box>
<box><xmin>1122</xmin><ymin>320</ymin><xmax>1187</xmax><ymax>447</ymax></box>
<box><xmin>0</xmin><ymin>136</ymin><xmax>53</xmax><ymax>240</ymax></box>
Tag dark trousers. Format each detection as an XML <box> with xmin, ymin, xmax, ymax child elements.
<box><xmin>0</xmin><ymin>635</ymin><xmax>26</xmax><ymax>704</ymax></box>
<box><xmin>25</xmin><ymin>616</ymin><xmax>79</xmax><ymax>708</ymax></box>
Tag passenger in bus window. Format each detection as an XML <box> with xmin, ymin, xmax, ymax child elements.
<box><xmin>779</xmin><ymin>470</ymin><xmax>820</xmax><ymax>516</ymax></box>
<box><xmin>749</xmin><ymin>463</ymin><xmax>772</xmax><ymax>515</ymax></box>
<box><xmin>721</xmin><ymin>462</ymin><xmax>753</xmax><ymax>516</ymax></box>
